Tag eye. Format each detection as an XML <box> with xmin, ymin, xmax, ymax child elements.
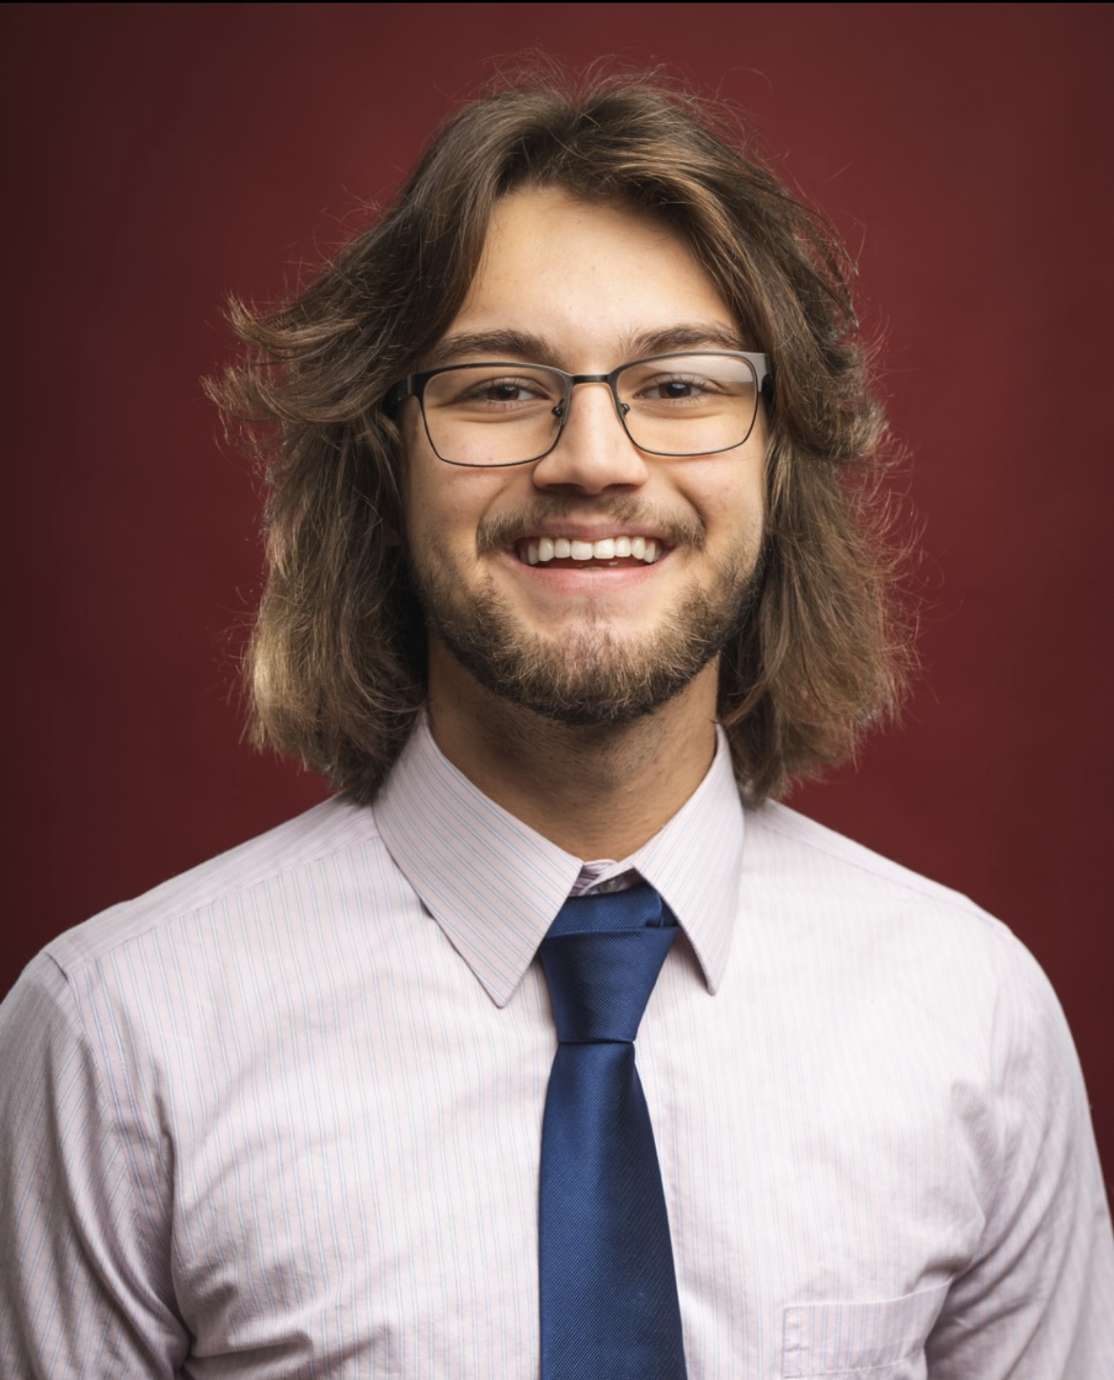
<box><xmin>444</xmin><ymin>372</ymin><xmax>561</xmax><ymax>408</ymax></box>
<box><xmin>460</xmin><ymin>378</ymin><xmax>547</xmax><ymax>405</ymax></box>
<box><xmin>634</xmin><ymin>374</ymin><xmax>721</xmax><ymax>403</ymax></box>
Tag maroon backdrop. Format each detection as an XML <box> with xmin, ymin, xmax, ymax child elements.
<box><xmin>7</xmin><ymin>4</ymin><xmax>1113</xmax><ymax>1196</ymax></box>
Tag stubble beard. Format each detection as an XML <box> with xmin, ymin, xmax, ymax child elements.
<box><xmin>407</xmin><ymin>537</ymin><xmax>763</xmax><ymax>727</ymax></box>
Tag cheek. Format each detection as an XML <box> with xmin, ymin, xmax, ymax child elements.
<box><xmin>406</xmin><ymin>480</ymin><xmax>458</xmax><ymax>561</ymax></box>
<box><xmin>402</xmin><ymin>418</ymin><xmax>459</xmax><ymax>551</ymax></box>
<box><xmin>674</xmin><ymin>457</ymin><xmax>765</xmax><ymax>548</ymax></box>
<box><xmin>401</xmin><ymin>468</ymin><xmax>429</xmax><ymax>556</ymax></box>
<box><xmin>403</xmin><ymin>451</ymin><xmax>504</xmax><ymax>561</ymax></box>
<box><xmin>721</xmin><ymin>445</ymin><xmax>768</xmax><ymax>530</ymax></box>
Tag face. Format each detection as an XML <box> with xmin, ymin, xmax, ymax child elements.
<box><xmin>400</xmin><ymin>185</ymin><xmax>768</xmax><ymax>726</ymax></box>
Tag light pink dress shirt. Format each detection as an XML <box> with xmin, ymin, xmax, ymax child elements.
<box><xmin>2</xmin><ymin>711</ymin><xmax>1112</xmax><ymax>1377</ymax></box>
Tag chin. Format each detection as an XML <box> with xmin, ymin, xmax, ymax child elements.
<box><xmin>415</xmin><ymin>542</ymin><xmax>756</xmax><ymax>724</ymax></box>
<box><xmin>443</xmin><ymin>622</ymin><xmax>718</xmax><ymax>724</ymax></box>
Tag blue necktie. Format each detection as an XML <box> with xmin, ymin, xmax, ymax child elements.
<box><xmin>537</xmin><ymin>881</ymin><xmax>689</xmax><ymax>1378</ymax></box>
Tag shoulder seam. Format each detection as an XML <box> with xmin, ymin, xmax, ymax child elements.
<box><xmin>47</xmin><ymin>824</ymin><xmax>386</xmax><ymax>979</ymax></box>
<box><xmin>751</xmin><ymin>806</ymin><xmax>985</xmax><ymax>916</ymax></box>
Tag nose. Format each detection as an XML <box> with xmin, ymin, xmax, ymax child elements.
<box><xmin>530</xmin><ymin>381</ymin><xmax>650</xmax><ymax>495</ymax></box>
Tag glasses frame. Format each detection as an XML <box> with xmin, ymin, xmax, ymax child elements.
<box><xmin>382</xmin><ymin>350</ymin><xmax>773</xmax><ymax>468</ymax></box>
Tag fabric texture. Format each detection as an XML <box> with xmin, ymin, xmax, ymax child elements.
<box><xmin>538</xmin><ymin>883</ymin><xmax>687</xmax><ymax>1377</ymax></box>
<box><xmin>1</xmin><ymin>709</ymin><xmax>1113</xmax><ymax>1378</ymax></box>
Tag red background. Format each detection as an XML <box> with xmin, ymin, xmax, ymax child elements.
<box><xmin>6</xmin><ymin>4</ymin><xmax>1113</xmax><ymax>1195</ymax></box>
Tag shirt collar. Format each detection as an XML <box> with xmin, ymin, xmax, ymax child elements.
<box><xmin>375</xmin><ymin>710</ymin><xmax>745</xmax><ymax>1007</ymax></box>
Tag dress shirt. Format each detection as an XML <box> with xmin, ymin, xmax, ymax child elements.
<box><xmin>2</xmin><ymin>710</ymin><xmax>1113</xmax><ymax>1379</ymax></box>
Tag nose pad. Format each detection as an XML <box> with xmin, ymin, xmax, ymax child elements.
<box><xmin>552</xmin><ymin>395</ymin><xmax>630</xmax><ymax>426</ymax></box>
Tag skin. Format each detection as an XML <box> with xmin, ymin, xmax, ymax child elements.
<box><xmin>400</xmin><ymin>185</ymin><xmax>769</xmax><ymax>860</ymax></box>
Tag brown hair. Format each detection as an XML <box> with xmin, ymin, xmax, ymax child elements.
<box><xmin>204</xmin><ymin>54</ymin><xmax>920</xmax><ymax>807</ymax></box>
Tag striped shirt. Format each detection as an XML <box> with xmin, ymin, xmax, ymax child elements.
<box><xmin>2</xmin><ymin>711</ymin><xmax>1112</xmax><ymax>1378</ymax></box>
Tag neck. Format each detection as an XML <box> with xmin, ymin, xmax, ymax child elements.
<box><xmin>424</xmin><ymin>644</ymin><xmax>720</xmax><ymax>860</ymax></box>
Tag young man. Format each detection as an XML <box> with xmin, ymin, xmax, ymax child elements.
<box><xmin>3</xmin><ymin>68</ymin><xmax>1112</xmax><ymax>1379</ymax></box>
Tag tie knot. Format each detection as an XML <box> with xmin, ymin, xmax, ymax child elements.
<box><xmin>538</xmin><ymin>882</ymin><xmax>679</xmax><ymax>1043</ymax></box>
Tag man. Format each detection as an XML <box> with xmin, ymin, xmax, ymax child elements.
<box><xmin>2</xmin><ymin>65</ymin><xmax>1112</xmax><ymax>1379</ymax></box>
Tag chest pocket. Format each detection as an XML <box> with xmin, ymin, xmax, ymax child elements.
<box><xmin>781</xmin><ymin>1280</ymin><xmax>950</xmax><ymax>1377</ymax></box>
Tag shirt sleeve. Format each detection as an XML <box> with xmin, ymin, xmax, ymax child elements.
<box><xmin>925</xmin><ymin>926</ymin><xmax>1114</xmax><ymax>1376</ymax></box>
<box><xmin>0</xmin><ymin>949</ymin><xmax>190</xmax><ymax>1378</ymax></box>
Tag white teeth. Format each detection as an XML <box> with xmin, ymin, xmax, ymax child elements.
<box><xmin>518</xmin><ymin>535</ymin><xmax>665</xmax><ymax>564</ymax></box>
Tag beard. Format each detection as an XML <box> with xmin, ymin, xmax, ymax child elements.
<box><xmin>406</xmin><ymin>528</ymin><xmax>764</xmax><ymax>728</ymax></box>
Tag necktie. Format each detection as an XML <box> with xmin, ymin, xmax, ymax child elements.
<box><xmin>537</xmin><ymin>881</ymin><xmax>688</xmax><ymax>1378</ymax></box>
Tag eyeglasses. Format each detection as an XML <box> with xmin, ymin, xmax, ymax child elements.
<box><xmin>383</xmin><ymin>351</ymin><xmax>772</xmax><ymax>468</ymax></box>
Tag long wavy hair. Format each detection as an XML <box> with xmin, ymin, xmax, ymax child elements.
<box><xmin>204</xmin><ymin>56</ymin><xmax>920</xmax><ymax>808</ymax></box>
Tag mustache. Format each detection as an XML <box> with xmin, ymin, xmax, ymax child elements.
<box><xmin>476</xmin><ymin>499</ymin><xmax>706</xmax><ymax>554</ymax></box>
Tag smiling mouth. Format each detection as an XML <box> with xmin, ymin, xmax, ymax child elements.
<box><xmin>512</xmin><ymin>536</ymin><xmax>670</xmax><ymax>567</ymax></box>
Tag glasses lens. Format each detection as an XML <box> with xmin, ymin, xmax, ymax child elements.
<box><xmin>422</xmin><ymin>364</ymin><xmax>564</xmax><ymax>466</ymax></box>
<box><xmin>617</xmin><ymin>354</ymin><xmax>759</xmax><ymax>456</ymax></box>
<box><xmin>419</xmin><ymin>354</ymin><xmax>760</xmax><ymax>465</ymax></box>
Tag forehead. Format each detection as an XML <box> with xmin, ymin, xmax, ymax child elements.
<box><xmin>438</xmin><ymin>185</ymin><xmax>740</xmax><ymax>370</ymax></box>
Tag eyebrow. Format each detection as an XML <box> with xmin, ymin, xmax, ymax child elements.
<box><xmin>419</xmin><ymin>322</ymin><xmax>749</xmax><ymax>372</ymax></box>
